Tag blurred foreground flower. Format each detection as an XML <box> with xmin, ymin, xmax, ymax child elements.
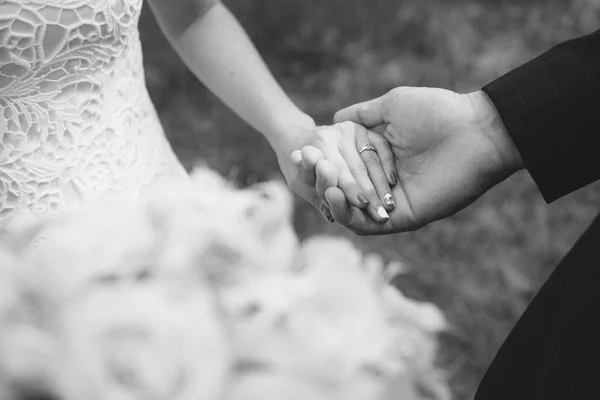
<box><xmin>0</xmin><ymin>167</ymin><xmax>451</xmax><ymax>400</ymax></box>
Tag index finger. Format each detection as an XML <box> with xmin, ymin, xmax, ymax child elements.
<box><xmin>333</xmin><ymin>95</ymin><xmax>388</xmax><ymax>128</ymax></box>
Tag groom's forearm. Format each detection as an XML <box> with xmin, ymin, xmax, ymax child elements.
<box><xmin>149</xmin><ymin>1</ymin><xmax>313</xmax><ymax>149</ymax></box>
<box><xmin>482</xmin><ymin>29</ymin><xmax>600</xmax><ymax>203</ymax></box>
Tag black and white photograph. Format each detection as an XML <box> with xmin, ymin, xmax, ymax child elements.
<box><xmin>1</xmin><ymin>1</ymin><xmax>599</xmax><ymax>399</ymax></box>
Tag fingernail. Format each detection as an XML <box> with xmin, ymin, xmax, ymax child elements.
<box><xmin>358</xmin><ymin>194</ymin><xmax>370</xmax><ymax>205</ymax></box>
<box><xmin>383</xmin><ymin>193</ymin><xmax>395</xmax><ymax>208</ymax></box>
<box><xmin>322</xmin><ymin>206</ymin><xmax>334</xmax><ymax>223</ymax></box>
<box><xmin>389</xmin><ymin>172</ymin><xmax>398</xmax><ymax>185</ymax></box>
<box><xmin>377</xmin><ymin>206</ymin><xmax>390</xmax><ymax>221</ymax></box>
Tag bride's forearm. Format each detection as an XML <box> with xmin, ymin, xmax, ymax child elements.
<box><xmin>148</xmin><ymin>1</ymin><xmax>314</xmax><ymax>149</ymax></box>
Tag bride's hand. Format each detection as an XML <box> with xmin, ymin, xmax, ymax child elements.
<box><xmin>270</xmin><ymin>118</ymin><xmax>337</xmax><ymax>222</ymax></box>
<box><xmin>290</xmin><ymin>122</ymin><xmax>398</xmax><ymax>224</ymax></box>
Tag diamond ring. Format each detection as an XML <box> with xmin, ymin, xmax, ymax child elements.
<box><xmin>358</xmin><ymin>143</ymin><xmax>377</xmax><ymax>155</ymax></box>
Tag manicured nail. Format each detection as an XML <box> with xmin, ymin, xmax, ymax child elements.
<box><xmin>383</xmin><ymin>193</ymin><xmax>395</xmax><ymax>208</ymax></box>
<box><xmin>377</xmin><ymin>206</ymin><xmax>390</xmax><ymax>220</ymax></box>
<box><xmin>358</xmin><ymin>194</ymin><xmax>370</xmax><ymax>205</ymax></box>
<box><xmin>389</xmin><ymin>172</ymin><xmax>398</xmax><ymax>185</ymax></box>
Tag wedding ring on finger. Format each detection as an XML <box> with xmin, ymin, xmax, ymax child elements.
<box><xmin>358</xmin><ymin>143</ymin><xmax>378</xmax><ymax>155</ymax></box>
<box><xmin>356</xmin><ymin>141</ymin><xmax>392</xmax><ymax>220</ymax></box>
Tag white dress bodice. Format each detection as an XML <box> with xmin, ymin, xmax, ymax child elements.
<box><xmin>0</xmin><ymin>0</ymin><xmax>187</xmax><ymax>222</ymax></box>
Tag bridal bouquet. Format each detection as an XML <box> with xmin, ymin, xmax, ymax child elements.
<box><xmin>0</xmin><ymin>168</ymin><xmax>451</xmax><ymax>400</ymax></box>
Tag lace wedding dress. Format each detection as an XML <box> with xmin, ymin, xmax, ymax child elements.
<box><xmin>0</xmin><ymin>0</ymin><xmax>188</xmax><ymax>223</ymax></box>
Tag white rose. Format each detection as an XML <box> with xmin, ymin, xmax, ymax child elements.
<box><xmin>53</xmin><ymin>282</ymin><xmax>231</xmax><ymax>400</ymax></box>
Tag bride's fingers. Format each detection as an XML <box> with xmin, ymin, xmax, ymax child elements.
<box><xmin>335</xmin><ymin>126</ymin><xmax>389</xmax><ymax>222</ymax></box>
<box><xmin>314</xmin><ymin>159</ymin><xmax>337</xmax><ymax>208</ymax></box>
<box><xmin>298</xmin><ymin>146</ymin><xmax>324</xmax><ymax>186</ymax></box>
<box><xmin>337</xmin><ymin>148</ymin><xmax>390</xmax><ymax>223</ymax></box>
<box><xmin>290</xmin><ymin>149</ymin><xmax>302</xmax><ymax>167</ymax></box>
<box><xmin>313</xmin><ymin>139</ymin><xmax>370</xmax><ymax>211</ymax></box>
<box><xmin>291</xmin><ymin>148</ymin><xmax>331</xmax><ymax>222</ymax></box>
<box><xmin>368</xmin><ymin>131</ymin><xmax>398</xmax><ymax>188</ymax></box>
<box><xmin>352</xmin><ymin>126</ymin><xmax>395</xmax><ymax>213</ymax></box>
<box><xmin>335</xmin><ymin>161</ymin><xmax>373</xmax><ymax>211</ymax></box>
<box><xmin>325</xmin><ymin>187</ymin><xmax>392</xmax><ymax>235</ymax></box>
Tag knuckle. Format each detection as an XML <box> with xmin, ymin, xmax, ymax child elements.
<box><xmin>301</xmin><ymin>144</ymin><xmax>315</xmax><ymax>154</ymax></box>
<box><xmin>387</xmin><ymin>87</ymin><xmax>411</xmax><ymax>107</ymax></box>
<box><xmin>363</xmin><ymin>156</ymin><xmax>381</xmax><ymax>168</ymax></box>
<box><xmin>389</xmin><ymin>86</ymin><xmax>408</xmax><ymax>98</ymax></box>
<box><xmin>302</xmin><ymin>146</ymin><xmax>323</xmax><ymax>161</ymax></box>
<box><xmin>388</xmin><ymin>87</ymin><xmax>401</xmax><ymax>97</ymax></box>
<box><xmin>336</xmin><ymin>174</ymin><xmax>351</xmax><ymax>188</ymax></box>
<box><xmin>314</xmin><ymin>129</ymin><xmax>327</xmax><ymax>142</ymax></box>
<box><xmin>338</xmin><ymin>120</ymin><xmax>355</xmax><ymax>132</ymax></box>
<box><xmin>356</xmin><ymin>105</ymin><xmax>371</xmax><ymax>121</ymax></box>
<box><xmin>368</xmin><ymin>133</ymin><xmax>384</xmax><ymax>146</ymax></box>
<box><xmin>314</xmin><ymin>127</ymin><xmax>337</xmax><ymax>144</ymax></box>
<box><xmin>329</xmin><ymin>121</ymin><xmax>353</xmax><ymax>139</ymax></box>
<box><xmin>365</xmin><ymin>188</ymin><xmax>378</xmax><ymax>199</ymax></box>
<box><xmin>316</xmin><ymin>161</ymin><xmax>334</xmax><ymax>179</ymax></box>
<box><xmin>351</xmin><ymin>163</ymin><xmax>369</xmax><ymax>177</ymax></box>
<box><xmin>315</xmin><ymin>159</ymin><xmax>329</xmax><ymax>172</ymax></box>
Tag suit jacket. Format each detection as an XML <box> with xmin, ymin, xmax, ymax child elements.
<box><xmin>474</xmin><ymin>29</ymin><xmax>600</xmax><ymax>400</ymax></box>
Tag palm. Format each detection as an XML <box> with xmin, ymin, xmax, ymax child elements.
<box><xmin>382</xmin><ymin>88</ymin><xmax>498</xmax><ymax>230</ymax></box>
<box><xmin>329</xmin><ymin>87</ymin><xmax>510</xmax><ymax>234</ymax></box>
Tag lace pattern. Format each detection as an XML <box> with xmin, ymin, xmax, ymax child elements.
<box><xmin>0</xmin><ymin>0</ymin><xmax>187</xmax><ymax>222</ymax></box>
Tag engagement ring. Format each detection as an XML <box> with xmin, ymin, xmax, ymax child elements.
<box><xmin>358</xmin><ymin>143</ymin><xmax>377</xmax><ymax>155</ymax></box>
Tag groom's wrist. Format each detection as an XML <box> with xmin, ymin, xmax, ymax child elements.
<box><xmin>466</xmin><ymin>90</ymin><xmax>524</xmax><ymax>177</ymax></box>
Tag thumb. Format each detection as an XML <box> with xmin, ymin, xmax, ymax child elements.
<box><xmin>333</xmin><ymin>95</ymin><xmax>388</xmax><ymax>128</ymax></box>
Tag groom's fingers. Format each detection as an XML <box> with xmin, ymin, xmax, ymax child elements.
<box><xmin>333</xmin><ymin>95</ymin><xmax>387</xmax><ymax>128</ymax></box>
<box><xmin>368</xmin><ymin>132</ymin><xmax>398</xmax><ymax>188</ymax></box>
<box><xmin>340</xmin><ymin>125</ymin><xmax>392</xmax><ymax>222</ymax></box>
<box><xmin>371</xmin><ymin>124</ymin><xmax>388</xmax><ymax>135</ymax></box>
<box><xmin>315</xmin><ymin>159</ymin><xmax>337</xmax><ymax>208</ymax></box>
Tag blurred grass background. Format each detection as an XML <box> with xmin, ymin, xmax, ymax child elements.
<box><xmin>139</xmin><ymin>1</ymin><xmax>600</xmax><ymax>398</ymax></box>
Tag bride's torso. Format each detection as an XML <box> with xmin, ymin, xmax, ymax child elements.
<box><xmin>0</xmin><ymin>0</ymin><xmax>187</xmax><ymax>222</ymax></box>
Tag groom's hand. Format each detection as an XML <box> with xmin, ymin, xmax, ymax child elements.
<box><xmin>325</xmin><ymin>87</ymin><xmax>525</xmax><ymax>235</ymax></box>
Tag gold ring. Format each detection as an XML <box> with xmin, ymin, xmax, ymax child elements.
<box><xmin>358</xmin><ymin>143</ymin><xmax>377</xmax><ymax>155</ymax></box>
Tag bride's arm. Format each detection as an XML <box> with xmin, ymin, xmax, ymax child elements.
<box><xmin>145</xmin><ymin>0</ymin><xmax>314</xmax><ymax>154</ymax></box>
<box><xmin>145</xmin><ymin>0</ymin><xmax>398</xmax><ymax>221</ymax></box>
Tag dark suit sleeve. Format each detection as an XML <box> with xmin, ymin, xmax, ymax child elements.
<box><xmin>482</xmin><ymin>29</ymin><xmax>600</xmax><ymax>203</ymax></box>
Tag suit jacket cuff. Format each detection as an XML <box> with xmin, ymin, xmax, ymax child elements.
<box><xmin>482</xmin><ymin>30</ymin><xmax>600</xmax><ymax>203</ymax></box>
